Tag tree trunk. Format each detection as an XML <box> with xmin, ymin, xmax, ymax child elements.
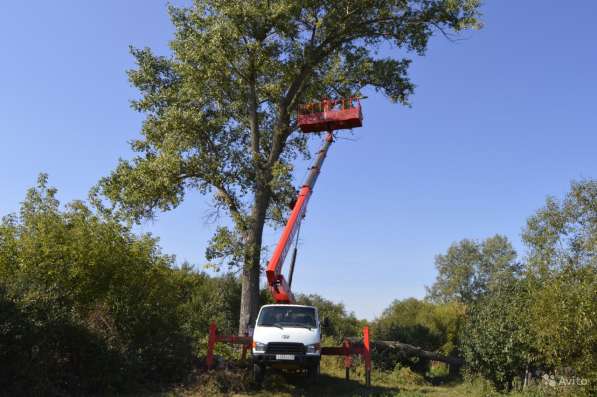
<box><xmin>238</xmin><ymin>103</ymin><xmax>294</xmax><ymax>334</ymax></box>
<box><xmin>238</xmin><ymin>105</ymin><xmax>289</xmax><ymax>334</ymax></box>
<box><xmin>239</xmin><ymin>256</ymin><xmax>259</xmax><ymax>335</ymax></box>
<box><xmin>346</xmin><ymin>337</ymin><xmax>464</xmax><ymax>368</ymax></box>
<box><xmin>238</xmin><ymin>190</ymin><xmax>269</xmax><ymax>335</ymax></box>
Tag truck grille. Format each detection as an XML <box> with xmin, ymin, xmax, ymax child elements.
<box><xmin>266</xmin><ymin>342</ymin><xmax>306</xmax><ymax>355</ymax></box>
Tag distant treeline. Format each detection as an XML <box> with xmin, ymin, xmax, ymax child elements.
<box><xmin>1</xmin><ymin>176</ymin><xmax>595</xmax><ymax>395</ymax></box>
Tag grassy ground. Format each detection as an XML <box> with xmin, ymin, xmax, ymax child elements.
<box><xmin>146</xmin><ymin>360</ymin><xmax>476</xmax><ymax>396</ymax></box>
<box><xmin>147</xmin><ymin>358</ymin><xmax>584</xmax><ymax>397</ymax></box>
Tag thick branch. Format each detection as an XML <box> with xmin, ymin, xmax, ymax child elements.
<box><xmin>214</xmin><ymin>185</ymin><xmax>247</xmax><ymax>231</ymax></box>
<box><xmin>248</xmin><ymin>54</ymin><xmax>261</xmax><ymax>165</ymax></box>
<box><xmin>346</xmin><ymin>337</ymin><xmax>464</xmax><ymax>367</ymax></box>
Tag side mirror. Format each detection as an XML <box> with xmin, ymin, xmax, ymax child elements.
<box><xmin>321</xmin><ymin>317</ymin><xmax>331</xmax><ymax>331</ymax></box>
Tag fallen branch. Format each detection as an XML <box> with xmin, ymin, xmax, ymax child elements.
<box><xmin>345</xmin><ymin>337</ymin><xmax>464</xmax><ymax>367</ymax></box>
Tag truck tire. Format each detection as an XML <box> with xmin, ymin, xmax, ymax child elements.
<box><xmin>252</xmin><ymin>363</ymin><xmax>265</xmax><ymax>384</ymax></box>
<box><xmin>307</xmin><ymin>362</ymin><xmax>320</xmax><ymax>380</ymax></box>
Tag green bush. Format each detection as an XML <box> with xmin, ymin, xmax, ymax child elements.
<box><xmin>0</xmin><ymin>175</ymin><xmax>196</xmax><ymax>394</ymax></box>
<box><xmin>460</xmin><ymin>279</ymin><xmax>533</xmax><ymax>391</ymax></box>
<box><xmin>371</xmin><ymin>298</ymin><xmax>465</xmax><ymax>372</ymax></box>
<box><xmin>391</xmin><ymin>364</ymin><xmax>428</xmax><ymax>385</ymax></box>
<box><xmin>0</xmin><ymin>286</ymin><xmax>124</xmax><ymax>395</ymax></box>
<box><xmin>0</xmin><ymin>175</ymin><xmax>281</xmax><ymax>395</ymax></box>
<box><xmin>459</xmin><ymin>180</ymin><xmax>597</xmax><ymax>392</ymax></box>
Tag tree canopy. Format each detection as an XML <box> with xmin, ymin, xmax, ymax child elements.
<box><xmin>426</xmin><ymin>235</ymin><xmax>520</xmax><ymax>305</ymax></box>
<box><xmin>93</xmin><ymin>0</ymin><xmax>481</xmax><ymax>333</ymax></box>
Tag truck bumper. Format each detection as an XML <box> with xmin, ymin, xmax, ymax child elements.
<box><xmin>252</xmin><ymin>353</ymin><xmax>320</xmax><ymax>368</ymax></box>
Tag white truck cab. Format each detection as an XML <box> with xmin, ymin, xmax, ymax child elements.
<box><xmin>251</xmin><ymin>304</ymin><xmax>321</xmax><ymax>382</ymax></box>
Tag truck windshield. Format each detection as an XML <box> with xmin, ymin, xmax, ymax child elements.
<box><xmin>257</xmin><ymin>306</ymin><xmax>317</xmax><ymax>328</ymax></box>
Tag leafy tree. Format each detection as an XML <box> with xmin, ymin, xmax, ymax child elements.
<box><xmin>522</xmin><ymin>179</ymin><xmax>596</xmax><ymax>380</ymax></box>
<box><xmin>374</xmin><ymin>298</ymin><xmax>443</xmax><ymax>351</ymax></box>
<box><xmin>372</xmin><ymin>298</ymin><xmax>465</xmax><ymax>372</ymax></box>
<box><xmin>426</xmin><ymin>235</ymin><xmax>520</xmax><ymax>305</ymax></box>
<box><xmin>295</xmin><ymin>293</ymin><xmax>362</xmax><ymax>341</ymax></box>
<box><xmin>428</xmin><ymin>300</ymin><xmax>466</xmax><ymax>357</ymax></box>
<box><xmin>461</xmin><ymin>180</ymin><xmax>596</xmax><ymax>391</ymax></box>
<box><xmin>460</xmin><ymin>279</ymin><xmax>534</xmax><ymax>391</ymax></box>
<box><xmin>523</xmin><ymin>179</ymin><xmax>596</xmax><ymax>273</ymax></box>
<box><xmin>373</xmin><ymin>300</ymin><xmax>438</xmax><ymax>371</ymax></box>
<box><xmin>525</xmin><ymin>264</ymin><xmax>596</xmax><ymax>381</ymax></box>
<box><xmin>93</xmin><ymin>0</ymin><xmax>481</xmax><ymax>333</ymax></box>
<box><xmin>173</xmin><ymin>266</ymin><xmax>242</xmax><ymax>351</ymax></box>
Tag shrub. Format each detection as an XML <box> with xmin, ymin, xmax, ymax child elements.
<box><xmin>371</xmin><ymin>298</ymin><xmax>465</xmax><ymax>372</ymax></box>
<box><xmin>0</xmin><ymin>175</ymin><xmax>194</xmax><ymax>394</ymax></box>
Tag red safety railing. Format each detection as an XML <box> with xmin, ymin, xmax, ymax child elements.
<box><xmin>297</xmin><ymin>97</ymin><xmax>363</xmax><ymax>133</ymax></box>
<box><xmin>298</xmin><ymin>97</ymin><xmax>362</xmax><ymax>115</ymax></box>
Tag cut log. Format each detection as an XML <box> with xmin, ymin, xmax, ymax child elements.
<box><xmin>345</xmin><ymin>337</ymin><xmax>464</xmax><ymax>367</ymax></box>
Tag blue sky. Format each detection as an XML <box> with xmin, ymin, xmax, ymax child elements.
<box><xmin>1</xmin><ymin>1</ymin><xmax>595</xmax><ymax>320</ymax></box>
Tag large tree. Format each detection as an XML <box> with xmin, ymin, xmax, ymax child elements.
<box><xmin>522</xmin><ymin>179</ymin><xmax>596</xmax><ymax>380</ymax></box>
<box><xmin>95</xmin><ymin>0</ymin><xmax>481</xmax><ymax>334</ymax></box>
<box><xmin>523</xmin><ymin>179</ymin><xmax>596</xmax><ymax>273</ymax></box>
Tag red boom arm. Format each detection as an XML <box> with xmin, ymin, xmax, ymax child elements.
<box><xmin>265</xmin><ymin>132</ymin><xmax>334</xmax><ymax>303</ymax></box>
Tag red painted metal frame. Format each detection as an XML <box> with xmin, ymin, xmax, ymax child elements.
<box><xmin>206</xmin><ymin>321</ymin><xmax>372</xmax><ymax>386</ymax></box>
<box><xmin>364</xmin><ymin>326</ymin><xmax>372</xmax><ymax>386</ymax></box>
<box><xmin>206</xmin><ymin>321</ymin><xmax>252</xmax><ymax>369</ymax></box>
<box><xmin>320</xmin><ymin>326</ymin><xmax>371</xmax><ymax>386</ymax></box>
<box><xmin>298</xmin><ymin>97</ymin><xmax>363</xmax><ymax>133</ymax></box>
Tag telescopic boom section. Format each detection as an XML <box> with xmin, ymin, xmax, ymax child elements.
<box><xmin>265</xmin><ymin>133</ymin><xmax>334</xmax><ymax>303</ymax></box>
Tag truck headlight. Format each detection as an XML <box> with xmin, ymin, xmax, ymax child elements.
<box><xmin>252</xmin><ymin>341</ymin><xmax>266</xmax><ymax>353</ymax></box>
<box><xmin>306</xmin><ymin>343</ymin><xmax>321</xmax><ymax>354</ymax></box>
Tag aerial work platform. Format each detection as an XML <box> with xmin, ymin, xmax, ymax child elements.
<box><xmin>298</xmin><ymin>97</ymin><xmax>363</xmax><ymax>133</ymax></box>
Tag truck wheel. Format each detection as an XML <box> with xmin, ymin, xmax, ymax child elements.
<box><xmin>252</xmin><ymin>363</ymin><xmax>265</xmax><ymax>384</ymax></box>
<box><xmin>307</xmin><ymin>362</ymin><xmax>320</xmax><ymax>380</ymax></box>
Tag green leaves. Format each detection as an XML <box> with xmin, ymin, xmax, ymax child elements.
<box><xmin>372</xmin><ymin>298</ymin><xmax>465</xmax><ymax>366</ymax></box>
<box><xmin>0</xmin><ymin>176</ymin><xmax>250</xmax><ymax>393</ymax></box>
<box><xmin>460</xmin><ymin>179</ymin><xmax>597</xmax><ymax>390</ymax></box>
<box><xmin>0</xmin><ymin>176</ymin><xmax>196</xmax><ymax>392</ymax></box>
<box><xmin>94</xmin><ymin>0</ymin><xmax>482</xmax><ymax>275</ymax></box>
<box><xmin>295</xmin><ymin>293</ymin><xmax>362</xmax><ymax>342</ymax></box>
<box><xmin>205</xmin><ymin>226</ymin><xmax>245</xmax><ymax>270</ymax></box>
<box><xmin>96</xmin><ymin>0</ymin><xmax>482</xmax><ymax>333</ymax></box>
<box><xmin>427</xmin><ymin>235</ymin><xmax>520</xmax><ymax>305</ymax></box>
<box><xmin>461</xmin><ymin>279</ymin><xmax>533</xmax><ymax>391</ymax></box>
<box><xmin>523</xmin><ymin>179</ymin><xmax>597</xmax><ymax>273</ymax></box>
<box><xmin>520</xmin><ymin>179</ymin><xmax>597</xmax><ymax>381</ymax></box>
